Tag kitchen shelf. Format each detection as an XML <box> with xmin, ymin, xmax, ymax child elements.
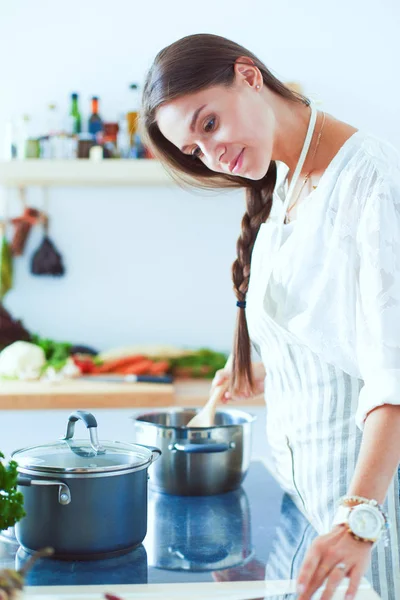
<box><xmin>0</xmin><ymin>159</ymin><xmax>174</xmax><ymax>187</ymax></box>
<box><xmin>0</xmin><ymin>378</ymin><xmax>265</xmax><ymax>410</ymax></box>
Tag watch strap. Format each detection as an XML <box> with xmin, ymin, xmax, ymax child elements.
<box><xmin>332</xmin><ymin>505</ymin><xmax>351</xmax><ymax>527</ymax></box>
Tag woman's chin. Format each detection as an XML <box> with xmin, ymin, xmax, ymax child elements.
<box><xmin>245</xmin><ymin>168</ymin><xmax>269</xmax><ymax>181</ymax></box>
<box><xmin>243</xmin><ymin>161</ymin><xmax>271</xmax><ymax>181</ymax></box>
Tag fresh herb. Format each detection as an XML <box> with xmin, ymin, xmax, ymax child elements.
<box><xmin>169</xmin><ymin>348</ymin><xmax>228</xmax><ymax>379</ymax></box>
<box><xmin>31</xmin><ymin>334</ymin><xmax>72</xmax><ymax>368</ymax></box>
<box><xmin>0</xmin><ymin>452</ymin><xmax>25</xmax><ymax>532</ymax></box>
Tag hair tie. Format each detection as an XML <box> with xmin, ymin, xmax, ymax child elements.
<box><xmin>236</xmin><ymin>300</ymin><xmax>246</xmax><ymax>309</ymax></box>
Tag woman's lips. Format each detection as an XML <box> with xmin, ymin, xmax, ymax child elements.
<box><xmin>230</xmin><ymin>149</ymin><xmax>245</xmax><ymax>174</ymax></box>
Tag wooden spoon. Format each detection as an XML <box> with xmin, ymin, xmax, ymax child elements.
<box><xmin>186</xmin><ymin>381</ymin><xmax>229</xmax><ymax>428</ymax></box>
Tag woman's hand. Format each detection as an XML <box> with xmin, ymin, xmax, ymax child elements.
<box><xmin>211</xmin><ymin>361</ymin><xmax>266</xmax><ymax>403</ymax></box>
<box><xmin>296</xmin><ymin>525</ymin><xmax>373</xmax><ymax>600</ymax></box>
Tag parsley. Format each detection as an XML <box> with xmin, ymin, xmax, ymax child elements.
<box><xmin>0</xmin><ymin>452</ymin><xmax>25</xmax><ymax>531</ymax></box>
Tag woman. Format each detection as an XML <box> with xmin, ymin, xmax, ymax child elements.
<box><xmin>140</xmin><ymin>33</ymin><xmax>400</xmax><ymax>600</ymax></box>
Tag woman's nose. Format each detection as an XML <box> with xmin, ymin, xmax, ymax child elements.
<box><xmin>201</xmin><ymin>142</ymin><xmax>226</xmax><ymax>168</ymax></box>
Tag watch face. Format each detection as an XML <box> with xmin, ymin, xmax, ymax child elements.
<box><xmin>348</xmin><ymin>505</ymin><xmax>384</xmax><ymax>540</ymax></box>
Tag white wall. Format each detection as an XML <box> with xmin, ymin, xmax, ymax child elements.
<box><xmin>0</xmin><ymin>0</ymin><xmax>399</xmax><ymax>352</ymax></box>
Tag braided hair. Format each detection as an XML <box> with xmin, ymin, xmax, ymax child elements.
<box><xmin>141</xmin><ymin>33</ymin><xmax>309</xmax><ymax>395</ymax></box>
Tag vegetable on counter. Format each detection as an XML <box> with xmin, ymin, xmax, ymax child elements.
<box><xmin>31</xmin><ymin>334</ymin><xmax>72</xmax><ymax>369</ymax></box>
<box><xmin>89</xmin><ymin>355</ymin><xmax>170</xmax><ymax>377</ymax></box>
<box><xmin>167</xmin><ymin>348</ymin><xmax>228</xmax><ymax>379</ymax></box>
<box><xmin>0</xmin><ymin>341</ymin><xmax>46</xmax><ymax>381</ymax></box>
<box><xmin>0</xmin><ymin>453</ymin><xmax>25</xmax><ymax>532</ymax></box>
<box><xmin>0</xmin><ymin>223</ymin><xmax>13</xmax><ymax>301</ymax></box>
<box><xmin>93</xmin><ymin>345</ymin><xmax>228</xmax><ymax>379</ymax></box>
<box><xmin>0</xmin><ymin>335</ymin><xmax>228</xmax><ymax>382</ymax></box>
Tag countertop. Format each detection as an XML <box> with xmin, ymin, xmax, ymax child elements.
<box><xmin>0</xmin><ymin>461</ymin><xmax>380</xmax><ymax>599</ymax></box>
<box><xmin>0</xmin><ymin>379</ymin><xmax>265</xmax><ymax>410</ymax></box>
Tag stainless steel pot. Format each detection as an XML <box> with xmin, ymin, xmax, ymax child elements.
<box><xmin>146</xmin><ymin>487</ymin><xmax>253</xmax><ymax>571</ymax></box>
<box><xmin>132</xmin><ymin>408</ymin><xmax>255</xmax><ymax>496</ymax></box>
<box><xmin>12</xmin><ymin>410</ymin><xmax>161</xmax><ymax>560</ymax></box>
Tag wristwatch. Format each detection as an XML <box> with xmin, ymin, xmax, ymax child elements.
<box><xmin>333</xmin><ymin>503</ymin><xmax>386</xmax><ymax>543</ymax></box>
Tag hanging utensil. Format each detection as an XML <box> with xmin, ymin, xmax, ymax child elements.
<box><xmin>10</xmin><ymin>187</ymin><xmax>41</xmax><ymax>256</ymax></box>
<box><xmin>30</xmin><ymin>187</ymin><xmax>65</xmax><ymax>276</ymax></box>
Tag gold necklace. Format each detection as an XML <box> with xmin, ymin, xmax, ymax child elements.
<box><xmin>285</xmin><ymin>111</ymin><xmax>326</xmax><ymax>223</ymax></box>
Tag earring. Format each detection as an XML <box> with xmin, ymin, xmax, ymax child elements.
<box><xmin>256</xmin><ymin>85</ymin><xmax>260</xmax><ymax>89</ymax></box>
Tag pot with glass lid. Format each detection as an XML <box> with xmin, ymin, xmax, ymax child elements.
<box><xmin>12</xmin><ymin>410</ymin><xmax>161</xmax><ymax>560</ymax></box>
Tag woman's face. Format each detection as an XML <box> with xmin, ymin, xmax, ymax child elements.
<box><xmin>156</xmin><ymin>72</ymin><xmax>276</xmax><ymax>181</ymax></box>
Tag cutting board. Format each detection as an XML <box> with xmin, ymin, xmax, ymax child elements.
<box><xmin>0</xmin><ymin>379</ymin><xmax>174</xmax><ymax>410</ymax></box>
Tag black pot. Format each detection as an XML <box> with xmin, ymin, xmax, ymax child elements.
<box><xmin>12</xmin><ymin>410</ymin><xmax>161</xmax><ymax>560</ymax></box>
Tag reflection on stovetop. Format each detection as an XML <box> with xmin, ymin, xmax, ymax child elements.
<box><xmin>0</xmin><ymin>461</ymin><xmax>318</xmax><ymax>586</ymax></box>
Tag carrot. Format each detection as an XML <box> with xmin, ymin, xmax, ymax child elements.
<box><xmin>91</xmin><ymin>355</ymin><xmax>146</xmax><ymax>374</ymax></box>
<box><xmin>118</xmin><ymin>359</ymin><xmax>155</xmax><ymax>375</ymax></box>
<box><xmin>149</xmin><ymin>361</ymin><xmax>170</xmax><ymax>375</ymax></box>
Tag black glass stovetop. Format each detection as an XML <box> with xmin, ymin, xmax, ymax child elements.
<box><xmin>0</xmin><ymin>461</ymin><xmax>318</xmax><ymax>588</ymax></box>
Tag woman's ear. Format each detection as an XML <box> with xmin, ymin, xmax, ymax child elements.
<box><xmin>234</xmin><ymin>56</ymin><xmax>263</xmax><ymax>90</ymax></box>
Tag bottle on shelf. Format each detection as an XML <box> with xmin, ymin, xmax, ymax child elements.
<box><xmin>3</xmin><ymin>120</ymin><xmax>17</xmax><ymax>160</ymax></box>
<box><xmin>88</xmin><ymin>96</ymin><xmax>103</xmax><ymax>140</ymax></box>
<box><xmin>116</xmin><ymin>113</ymin><xmax>130</xmax><ymax>158</ymax></box>
<box><xmin>69</xmin><ymin>93</ymin><xmax>82</xmax><ymax>135</ymax></box>
<box><xmin>127</xmin><ymin>83</ymin><xmax>140</xmax><ymax>151</ymax></box>
<box><xmin>102</xmin><ymin>122</ymin><xmax>119</xmax><ymax>158</ymax></box>
<box><xmin>41</xmin><ymin>104</ymin><xmax>59</xmax><ymax>159</ymax></box>
<box><xmin>16</xmin><ymin>115</ymin><xmax>40</xmax><ymax>159</ymax></box>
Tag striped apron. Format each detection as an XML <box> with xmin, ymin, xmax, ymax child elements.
<box><xmin>246</xmin><ymin>217</ymin><xmax>400</xmax><ymax>600</ymax></box>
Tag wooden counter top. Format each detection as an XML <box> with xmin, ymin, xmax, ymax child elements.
<box><xmin>0</xmin><ymin>379</ymin><xmax>265</xmax><ymax>410</ymax></box>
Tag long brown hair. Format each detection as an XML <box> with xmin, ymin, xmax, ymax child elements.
<box><xmin>141</xmin><ymin>33</ymin><xmax>309</xmax><ymax>395</ymax></box>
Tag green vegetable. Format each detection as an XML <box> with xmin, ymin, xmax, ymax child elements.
<box><xmin>169</xmin><ymin>348</ymin><xmax>228</xmax><ymax>379</ymax></box>
<box><xmin>0</xmin><ymin>452</ymin><xmax>25</xmax><ymax>532</ymax></box>
<box><xmin>31</xmin><ymin>334</ymin><xmax>72</xmax><ymax>368</ymax></box>
<box><xmin>0</xmin><ymin>226</ymin><xmax>13</xmax><ymax>300</ymax></box>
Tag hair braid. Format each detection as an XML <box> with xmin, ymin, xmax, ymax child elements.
<box><xmin>231</xmin><ymin>161</ymin><xmax>277</xmax><ymax>395</ymax></box>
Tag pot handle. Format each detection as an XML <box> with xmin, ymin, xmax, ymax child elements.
<box><xmin>169</xmin><ymin>442</ymin><xmax>235</xmax><ymax>454</ymax></box>
<box><xmin>17</xmin><ymin>476</ymin><xmax>71</xmax><ymax>505</ymax></box>
<box><xmin>138</xmin><ymin>444</ymin><xmax>162</xmax><ymax>463</ymax></box>
<box><xmin>61</xmin><ymin>410</ymin><xmax>105</xmax><ymax>454</ymax></box>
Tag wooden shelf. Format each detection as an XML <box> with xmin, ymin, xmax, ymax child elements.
<box><xmin>0</xmin><ymin>379</ymin><xmax>265</xmax><ymax>410</ymax></box>
<box><xmin>0</xmin><ymin>159</ymin><xmax>173</xmax><ymax>187</ymax></box>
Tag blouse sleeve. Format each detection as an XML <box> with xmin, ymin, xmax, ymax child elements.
<box><xmin>356</xmin><ymin>173</ymin><xmax>400</xmax><ymax>429</ymax></box>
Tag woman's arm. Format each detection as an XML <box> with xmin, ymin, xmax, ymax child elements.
<box><xmin>297</xmin><ymin>404</ymin><xmax>400</xmax><ymax>600</ymax></box>
<box><xmin>347</xmin><ymin>403</ymin><xmax>400</xmax><ymax>503</ymax></box>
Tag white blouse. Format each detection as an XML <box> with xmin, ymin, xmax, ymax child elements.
<box><xmin>248</xmin><ymin>130</ymin><xmax>400</xmax><ymax>430</ymax></box>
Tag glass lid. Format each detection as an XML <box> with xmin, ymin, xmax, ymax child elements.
<box><xmin>12</xmin><ymin>439</ymin><xmax>153</xmax><ymax>473</ymax></box>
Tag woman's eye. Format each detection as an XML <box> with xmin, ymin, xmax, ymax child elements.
<box><xmin>191</xmin><ymin>147</ymin><xmax>202</xmax><ymax>158</ymax></box>
<box><xmin>204</xmin><ymin>117</ymin><xmax>216</xmax><ymax>132</ymax></box>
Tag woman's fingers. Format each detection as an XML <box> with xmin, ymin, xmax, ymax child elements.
<box><xmin>319</xmin><ymin>564</ymin><xmax>348</xmax><ymax>600</ymax></box>
<box><xmin>344</xmin><ymin>566</ymin><xmax>363</xmax><ymax>600</ymax></box>
<box><xmin>212</xmin><ymin>370</ymin><xmax>229</xmax><ymax>387</ymax></box>
<box><xmin>211</xmin><ymin>366</ymin><xmax>265</xmax><ymax>403</ymax></box>
<box><xmin>297</xmin><ymin>529</ymin><xmax>346</xmax><ymax>598</ymax></box>
<box><xmin>297</xmin><ymin>551</ymin><xmax>321</xmax><ymax>596</ymax></box>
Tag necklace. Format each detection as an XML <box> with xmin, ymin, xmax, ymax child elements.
<box><xmin>285</xmin><ymin>111</ymin><xmax>326</xmax><ymax>224</ymax></box>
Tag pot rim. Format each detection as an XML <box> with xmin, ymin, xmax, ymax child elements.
<box><xmin>11</xmin><ymin>440</ymin><xmax>159</xmax><ymax>475</ymax></box>
<box><xmin>16</xmin><ymin>463</ymin><xmax>151</xmax><ymax>478</ymax></box>
<box><xmin>131</xmin><ymin>407</ymin><xmax>256</xmax><ymax>431</ymax></box>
